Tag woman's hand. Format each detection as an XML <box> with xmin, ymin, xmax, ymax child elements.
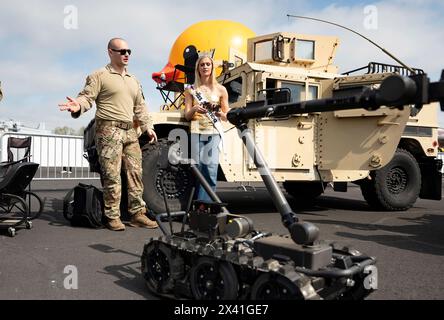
<box><xmin>193</xmin><ymin>105</ymin><xmax>207</xmax><ymax>114</ymax></box>
<box><xmin>215</xmin><ymin>111</ymin><xmax>227</xmax><ymax>122</ymax></box>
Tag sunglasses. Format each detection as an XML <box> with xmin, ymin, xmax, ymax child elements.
<box><xmin>110</xmin><ymin>48</ymin><xmax>132</xmax><ymax>55</ymax></box>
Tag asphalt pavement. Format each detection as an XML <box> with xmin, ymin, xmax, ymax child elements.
<box><xmin>0</xmin><ymin>180</ymin><xmax>443</xmax><ymax>300</ymax></box>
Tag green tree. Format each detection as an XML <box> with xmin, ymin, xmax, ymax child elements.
<box><xmin>53</xmin><ymin>126</ymin><xmax>80</xmax><ymax>136</ymax></box>
<box><xmin>77</xmin><ymin>126</ymin><xmax>85</xmax><ymax>136</ymax></box>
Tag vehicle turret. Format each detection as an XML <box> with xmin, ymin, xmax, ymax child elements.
<box><xmin>247</xmin><ymin>32</ymin><xmax>339</xmax><ymax>73</ymax></box>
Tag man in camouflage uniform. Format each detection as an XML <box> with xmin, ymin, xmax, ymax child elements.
<box><xmin>59</xmin><ymin>38</ymin><xmax>158</xmax><ymax>231</ymax></box>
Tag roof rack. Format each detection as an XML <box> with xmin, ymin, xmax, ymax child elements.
<box><xmin>342</xmin><ymin>62</ymin><xmax>424</xmax><ymax>76</ymax></box>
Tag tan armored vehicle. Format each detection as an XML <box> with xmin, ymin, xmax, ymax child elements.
<box><xmin>143</xmin><ymin>29</ymin><xmax>442</xmax><ymax>214</ymax></box>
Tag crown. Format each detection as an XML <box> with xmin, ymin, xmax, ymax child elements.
<box><xmin>198</xmin><ymin>49</ymin><xmax>216</xmax><ymax>59</ymax></box>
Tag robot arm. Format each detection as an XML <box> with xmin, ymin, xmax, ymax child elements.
<box><xmin>226</xmin><ymin>72</ymin><xmax>444</xmax><ymax>246</ymax></box>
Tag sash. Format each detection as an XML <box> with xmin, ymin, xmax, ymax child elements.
<box><xmin>188</xmin><ymin>85</ymin><xmax>225</xmax><ymax>152</ymax></box>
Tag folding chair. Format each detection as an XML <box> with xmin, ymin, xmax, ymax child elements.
<box><xmin>0</xmin><ymin>137</ymin><xmax>43</xmax><ymax>234</ymax></box>
<box><xmin>7</xmin><ymin>136</ymin><xmax>32</xmax><ymax>163</ymax></box>
<box><xmin>157</xmin><ymin>45</ymin><xmax>199</xmax><ymax>110</ymax></box>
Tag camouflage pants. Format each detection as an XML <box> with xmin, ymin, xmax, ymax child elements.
<box><xmin>95</xmin><ymin>120</ymin><xmax>146</xmax><ymax>219</ymax></box>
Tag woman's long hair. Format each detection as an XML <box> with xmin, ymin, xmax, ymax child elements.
<box><xmin>194</xmin><ymin>55</ymin><xmax>217</xmax><ymax>88</ymax></box>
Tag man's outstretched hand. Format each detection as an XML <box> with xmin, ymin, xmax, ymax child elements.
<box><xmin>59</xmin><ymin>96</ymin><xmax>81</xmax><ymax>113</ymax></box>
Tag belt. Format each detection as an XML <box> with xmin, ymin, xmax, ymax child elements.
<box><xmin>96</xmin><ymin>119</ymin><xmax>133</xmax><ymax>130</ymax></box>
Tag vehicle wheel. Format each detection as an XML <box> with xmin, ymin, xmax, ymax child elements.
<box><xmin>190</xmin><ymin>257</ymin><xmax>239</xmax><ymax>300</ymax></box>
<box><xmin>142</xmin><ymin>139</ymin><xmax>194</xmax><ymax>214</ymax></box>
<box><xmin>141</xmin><ymin>242</ymin><xmax>184</xmax><ymax>294</ymax></box>
<box><xmin>283</xmin><ymin>181</ymin><xmax>325</xmax><ymax>204</ymax></box>
<box><xmin>25</xmin><ymin>221</ymin><xmax>33</xmax><ymax>230</ymax></box>
<box><xmin>251</xmin><ymin>273</ymin><xmax>304</xmax><ymax>300</ymax></box>
<box><xmin>360</xmin><ymin>149</ymin><xmax>421</xmax><ymax>211</ymax></box>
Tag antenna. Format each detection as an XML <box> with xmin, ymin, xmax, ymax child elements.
<box><xmin>287</xmin><ymin>14</ymin><xmax>415</xmax><ymax>73</ymax></box>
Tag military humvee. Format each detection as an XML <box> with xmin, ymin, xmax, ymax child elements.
<box><xmin>143</xmin><ymin>32</ymin><xmax>442</xmax><ymax>214</ymax></box>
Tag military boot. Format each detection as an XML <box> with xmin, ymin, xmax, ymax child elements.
<box><xmin>129</xmin><ymin>212</ymin><xmax>158</xmax><ymax>229</ymax></box>
<box><xmin>106</xmin><ymin>218</ymin><xmax>126</xmax><ymax>231</ymax></box>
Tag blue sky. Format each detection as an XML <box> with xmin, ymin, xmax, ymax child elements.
<box><xmin>0</xmin><ymin>0</ymin><xmax>443</xmax><ymax>130</ymax></box>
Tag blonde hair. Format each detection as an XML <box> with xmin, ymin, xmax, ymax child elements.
<box><xmin>194</xmin><ymin>55</ymin><xmax>217</xmax><ymax>88</ymax></box>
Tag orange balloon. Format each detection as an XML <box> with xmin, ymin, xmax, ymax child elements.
<box><xmin>153</xmin><ymin>20</ymin><xmax>256</xmax><ymax>85</ymax></box>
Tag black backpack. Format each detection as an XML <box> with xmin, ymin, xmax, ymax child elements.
<box><xmin>83</xmin><ymin>119</ymin><xmax>102</xmax><ymax>174</ymax></box>
<box><xmin>63</xmin><ymin>183</ymin><xmax>105</xmax><ymax>228</ymax></box>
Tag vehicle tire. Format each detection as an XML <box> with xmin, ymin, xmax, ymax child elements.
<box><xmin>251</xmin><ymin>273</ymin><xmax>304</xmax><ymax>300</ymax></box>
<box><xmin>360</xmin><ymin>148</ymin><xmax>421</xmax><ymax>211</ymax></box>
<box><xmin>190</xmin><ymin>257</ymin><xmax>239</xmax><ymax>300</ymax></box>
<box><xmin>141</xmin><ymin>242</ymin><xmax>184</xmax><ymax>294</ymax></box>
<box><xmin>141</xmin><ymin>139</ymin><xmax>194</xmax><ymax>214</ymax></box>
<box><xmin>283</xmin><ymin>181</ymin><xmax>325</xmax><ymax>204</ymax></box>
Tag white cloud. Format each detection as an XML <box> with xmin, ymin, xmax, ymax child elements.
<box><xmin>0</xmin><ymin>0</ymin><xmax>443</xmax><ymax>130</ymax></box>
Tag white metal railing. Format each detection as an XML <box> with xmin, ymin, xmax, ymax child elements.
<box><xmin>0</xmin><ymin>132</ymin><xmax>100</xmax><ymax>180</ymax></box>
<box><xmin>439</xmin><ymin>153</ymin><xmax>444</xmax><ymax>174</ymax></box>
<box><xmin>1</xmin><ymin>132</ymin><xmax>442</xmax><ymax>179</ymax></box>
